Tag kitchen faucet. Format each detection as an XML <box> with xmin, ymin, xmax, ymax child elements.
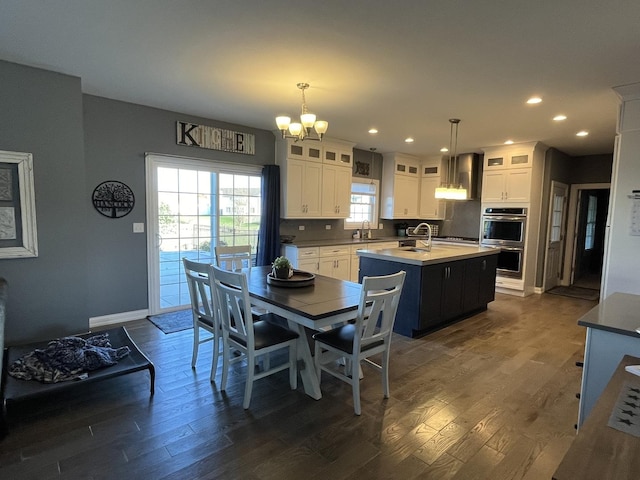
<box><xmin>413</xmin><ymin>222</ymin><xmax>432</xmax><ymax>251</ymax></box>
<box><xmin>361</xmin><ymin>220</ymin><xmax>371</xmax><ymax>239</ymax></box>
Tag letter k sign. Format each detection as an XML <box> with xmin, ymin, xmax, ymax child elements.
<box><xmin>177</xmin><ymin>122</ymin><xmax>200</xmax><ymax>146</ymax></box>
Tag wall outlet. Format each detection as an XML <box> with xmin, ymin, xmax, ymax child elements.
<box><xmin>325</xmin><ymin>224</ymin><xmax>331</xmax><ymax>230</ymax></box>
<box><xmin>133</xmin><ymin>222</ymin><xmax>144</xmax><ymax>233</ymax></box>
<box><xmin>378</xmin><ymin>223</ymin><xmax>383</xmax><ymax>229</ymax></box>
<box><xmin>298</xmin><ymin>225</ymin><xmax>305</xmax><ymax>231</ymax></box>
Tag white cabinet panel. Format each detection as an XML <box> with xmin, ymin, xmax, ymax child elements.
<box><xmin>321</xmin><ymin>164</ymin><xmax>351</xmax><ymax>217</ymax></box>
<box><xmin>381</xmin><ymin>153</ymin><xmax>421</xmax><ymax>219</ymax></box>
<box><xmin>281</xmin><ymin>157</ymin><xmax>322</xmax><ymax>217</ymax></box>
<box><xmin>419</xmin><ymin>176</ymin><xmax>445</xmax><ymax>219</ymax></box>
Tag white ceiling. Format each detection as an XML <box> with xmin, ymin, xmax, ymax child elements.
<box><xmin>2</xmin><ymin>0</ymin><xmax>639</xmax><ymax>157</ymax></box>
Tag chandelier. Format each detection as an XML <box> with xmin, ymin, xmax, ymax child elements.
<box><xmin>435</xmin><ymin>118</ymin><xmax>468</xmax><ymax>200</ymax></box>
<box><xmin>275</xmin><ymin>83</ymin><xmax>328</xmax><ymax>142</ymax></box>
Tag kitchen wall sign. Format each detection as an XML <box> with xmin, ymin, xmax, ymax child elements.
<box><xmin>92</xmin><ymin>181</ymin><xmax>135</xmax><ymax>218</ymax></box>
<box><xmin>354</xmin><ymin>159</ymin><xmax>371</xmax><ymax>177</ymax></box>
<box><xmin>0</xmin><ymin>150</ymin><xmax>38</xmax><ymax>258</ymax></box>
<box><xmin>176</xmin><ymin>121</ymin><xmax>255</xmax><ymax>155</ymax></box>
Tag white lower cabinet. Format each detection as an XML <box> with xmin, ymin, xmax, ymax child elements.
<box><xmin>282</xmin><ymin>246</ymin><xmax>320</xmax><ymax>273</ymax></box>
<box><xmin>285</xmin><ymin>242</ymin><xmax>399</xmax><ymax>282</ymax></box>
<box><xmin>350</xmin><ymin>244</ymin><xmax>367</xmax><ymax>282</ymax></box>
<box><xmin>318</xmin><ymin>245</ymin><xmax>351</xmax><ymax>280</ymax></box>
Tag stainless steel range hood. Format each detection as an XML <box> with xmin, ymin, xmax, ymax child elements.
<box><xmin>452</xmin><ymin>153</ymin><xmax>480</xmax><ymax>200</ymax></box>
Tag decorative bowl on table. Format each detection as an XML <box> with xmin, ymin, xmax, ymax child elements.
<box><xmin>267</xmin><ymin>269</ymin><xmax>315</xmax><ymax>287</ymax></box>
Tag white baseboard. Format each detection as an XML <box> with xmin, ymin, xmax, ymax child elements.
<box><xmin>89</xmin><ymin>309</ymin><xmax>149</xmax><ymax>328</ymax></box>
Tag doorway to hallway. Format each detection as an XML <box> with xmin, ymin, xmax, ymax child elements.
<box><xmin>562</xmin><ymin>183</ymin><xmax>610</xmax><ymax>292</ymax></box>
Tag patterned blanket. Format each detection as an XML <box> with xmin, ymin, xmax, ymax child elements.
<box><xmin>8</xmin><ymin>333</ymin><xmax>131</xmax><ymax>383</ymax></box>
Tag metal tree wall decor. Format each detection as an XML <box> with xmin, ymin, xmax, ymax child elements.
<box><xmin>92</xmin><ymin>181</ymin><xmax>135</xmax><ymax>218</ymax></box>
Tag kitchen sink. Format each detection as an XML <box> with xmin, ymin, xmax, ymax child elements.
<box><xmin>401</xmin><ymin>247</ymin><xmax>432</xmax><ymax>253</ymax></box>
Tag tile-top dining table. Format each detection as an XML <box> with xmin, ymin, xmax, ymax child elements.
<box><xmin>244</xmin><ymin>265</ymin><xmax>363</xmax><ymax>400</ymax></box>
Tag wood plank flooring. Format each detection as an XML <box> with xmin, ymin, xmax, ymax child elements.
<box><xmin>0</xmin><ymin>292</ymin><xmax>595</xmax><ymax>479</ymax></box>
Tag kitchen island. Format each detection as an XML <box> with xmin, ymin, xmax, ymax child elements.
<box><xmin>576</xmin><ymin>292</ymin><xmax>640</xmax><ymax>428</ymax></box>
<box><xmin>358</xmin><ymin>245</ymin><xmax>499</xmax><ymax>337</ymax></box>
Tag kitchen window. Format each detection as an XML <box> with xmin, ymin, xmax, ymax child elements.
<box><xmin>344</xmin><ymin>180</ymin><xmax>379</xmax><ymax>230</ymax></box>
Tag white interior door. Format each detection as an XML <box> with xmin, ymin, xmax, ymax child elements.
<box><xmin>543</xmin><ymin>181</ymin><xmax>568</xmax><ymax>290</ymax></box>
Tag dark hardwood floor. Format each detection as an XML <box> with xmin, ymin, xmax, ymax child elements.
<box><xmin>0</xmin><ymin>292</ymin><xmax>596</xmax><ymax>479</ymax></box>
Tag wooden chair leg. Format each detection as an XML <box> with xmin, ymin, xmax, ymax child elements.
<box><xmin>352</xmin><ymin>353</ymin><xmax>361</xmax><ymax>415</ymax></box>
<box><xmin>210</xmin><ymin>331</ymin><xmax>220</xmax><ymax>382</ymax></box>
<box><xmin>191</xmin><ymin>322</ymin><xmax>199</xmax><ymax>368</ymax></box>
<box><xmin>289</xmin><ymin>342</ymin><xmax>297</xmax><ymax>390</ymax></box>
<box><xmin>221</xmin><ymin>339</ymin><xmax>230</xmax><ymax>391</ymax></box>
<box><xmin>314</xmin><ymin>342</ymin><xmax>322</xmax><ymax>387</ymax></box>
<box><xmin>243</xmin><ymin>351</ymin><xmax>255</xmax><ymax>409</ymax></box>
<box><xmin>382</xmin><ymin>348</ymin><xmax>390</xmax><ymax>398</ymax></box>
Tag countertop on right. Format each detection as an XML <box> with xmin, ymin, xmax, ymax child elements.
<box><xmin>577</xmin><ymin>292</ymin><xmax>640</xmax><ymax>338</ymax></box>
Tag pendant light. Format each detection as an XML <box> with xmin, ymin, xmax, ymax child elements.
<box><xmin>435</xmin><ymin>118</ymin><xmax>468</xmax><ymax>200</ymax></box>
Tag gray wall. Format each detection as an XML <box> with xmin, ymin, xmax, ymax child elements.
<box><xmin>0</xmin><ymin>60</ymin><xmax>276</xmax><ymax>344</ymax></box>
<box><xmin>569</xmin><ymin>154</ymin><xmax>613</xmax><ymax>184</ymax></box>
<box><xmin>0</xmin><ymin>60</ymin><xmax>88</xmax><ymax>344</ymax></box>
<box><xmin>83</xmin><ymin>96</ymin><xmax>275</xmax><ymax>317</ymax></box>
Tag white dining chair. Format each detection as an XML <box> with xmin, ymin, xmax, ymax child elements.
<box><xmin>210</xmin><ymin>265</ymin><xmax>299</xmax><ymax>409</ymax></box>
<box><xmin>214</xmin><ymin>245</ymin><xmax>253</xmax><ymax>272</ymax></box>
<box><xmin>182</xmin><ymin>258</ymin><xmax>222</xmax><ymax>381</ymax></box>
<box><xmin>312</xmin><ymin>270</ymin><xmax>406</xmax><ymax>415</ymax></box>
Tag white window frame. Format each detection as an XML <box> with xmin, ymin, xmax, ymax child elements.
<box><xmin>344</xmin><ymin>179</ymin><xmax>380</xmax><ymax>230</ymax></box>
<box><xmin>145</xmin><ymin>153</ymin><xmax>261</xmax><ymax>314</ymax></box>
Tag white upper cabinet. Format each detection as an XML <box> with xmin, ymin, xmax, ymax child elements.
<box><xmin>381</xmin><ymin>153</ymin><xmax>421</xmax><ymax>219</ymax></box>
<box><xmin>277</xmin><ymin>139</ymin><xmax>322</xmax><ymax>163</ymax></box>
<box><xmin>419</xmin><ymin>156</ymin><xmax>446</xmax><ymax>220</ymax></box>
<box><xmin>280</xmin><ymin>157</ymin><xmax>322</xmax><ymax>217</ymax></box>
<box><xmin>276</xmin><ymin>137</ymin><xmax>354</xmax><ymax>219</ymax></box>
<box><xmin>481</xmin><ymin>143</ymin><xmax>544</xmax><ymax>204</ymax></box>
<box><xmin>321</xmin><ymin>163</ymin><xmax>351</xmax><ymax>217</ymax></box>
<box><xmin>322</xmin><ymin>141</ymin><xmax>353</xmax><ymax>168</ymax></box>
<box><xmin>482</xmin><ymin>168</ymin><xmax>532</xmax><ymax>203</ymax></box>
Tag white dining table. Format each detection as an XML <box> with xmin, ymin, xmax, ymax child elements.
<box><xmin>244</xmin><ymin>266</ymin><xmax>362</xmax><ymax>399</ymax></box>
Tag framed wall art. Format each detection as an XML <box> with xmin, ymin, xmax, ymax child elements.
<box><xmin>0</xmin><ymin>150</ymin><xmax>38</xmax><ymax>258</ymax></box>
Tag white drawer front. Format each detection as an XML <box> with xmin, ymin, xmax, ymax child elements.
<box><xmin>297</xmin><ymin>247</ymin><xmax>320</xmax><ymax>258</ymax></box>
<box><xmin>319</xmin><ymin>245</ymin><xmax>351</xmax><ymax>257</ymax></box>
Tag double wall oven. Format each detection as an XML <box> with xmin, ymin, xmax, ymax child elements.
<box><xmin>481</xmin><ymin>207</ymin><xmax>527</xmax><ymax>278</ymax></box>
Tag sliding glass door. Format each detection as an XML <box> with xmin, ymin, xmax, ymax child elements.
<box><xmin>146</xmin><ymin>154</ymin><xmax>261</xmax><ymax>314</ymax></box>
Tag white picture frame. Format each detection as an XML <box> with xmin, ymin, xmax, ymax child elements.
<box><xmin>0</xmin><ymin>150</ymin><xmax>38</xmax><ymax>258</ymax></box>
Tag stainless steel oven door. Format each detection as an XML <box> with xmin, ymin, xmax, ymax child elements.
<box><xmin>495</xmin><ymin>246</ymin><xmax>524</xmax><ymax>278</ymax></box>
<box><xmin>481</xmin><ymin>215</ymin><xmax>526</xmax><ymax>246</ymax></box>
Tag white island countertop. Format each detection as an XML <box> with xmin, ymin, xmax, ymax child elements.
<box><xmin>357</xmin><ymin>244</ymin><xmax>499</xmax><ymax>267</ymax></box>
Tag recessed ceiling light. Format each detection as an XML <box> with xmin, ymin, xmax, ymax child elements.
<box><xmin>504</xmin><ymin>140</ymin><xmax>514</xmax><ymax>145</ymax></box>
<box><xmin>553</xmin><ymin>115</ymin><xmax>567</xmax><ymax>121</ymax></box>
<box><xmin>368</xmin><ymin>128</ymin><xmax>378</xmax><ymax>134</ymax></box>
<box><xmin>526</xmin><ymin>97</ymin><xmax>542</xmax><ymax>104</ymax></box>
<box><xmin>404</xmin><ymin>137</ymin><xmax>414</xmax><ymax>143</ymax></box>
<box><xmin>440</xmin><ymin>147</ymin><xmax>448</xmax><ymax>152</ymax></box>
<box><xmin>576</xmin><ymin>130</ymin><xmax>589</xmax><ymax>137</ymax></box>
